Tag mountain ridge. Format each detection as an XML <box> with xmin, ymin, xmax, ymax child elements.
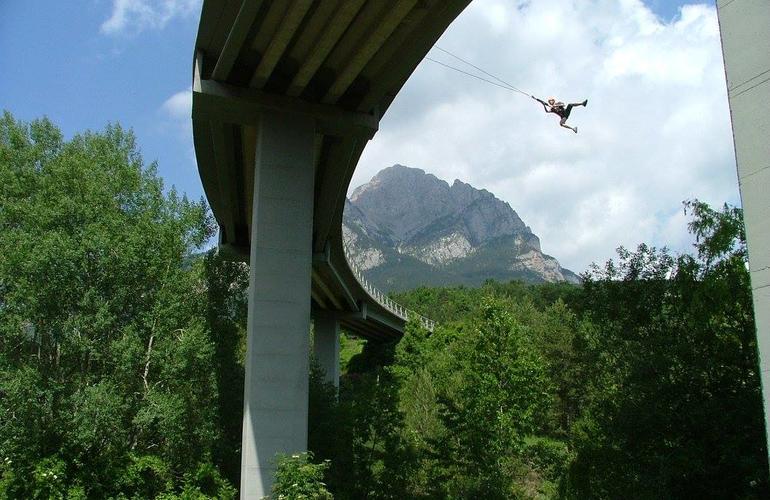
<box><xmin>343</xmin><ymin>165</ymin><xmax>579</xmax><ymax>291</ymax></box>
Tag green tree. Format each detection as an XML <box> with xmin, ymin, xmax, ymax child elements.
<box><xmin>202</xmin><ymin>253</ymin><xmax>248</xmax><ymax>486</ymax></box>
<box><xmin>566</xmin><ymin>201</ymin><xmax>768</xmax><ymax>499</ymax></box>
<box><xmin>271</xmin><ymin>452</ymin><xmax>332</xmax><ymax>499</ymax></box>
<box><xmin>0</xmin><ymin>112</ymin><xmax>233</xmax><ymax>497</ymax></box>
<box><xmin>433</xmin><ymin>298</ymin><xmax>551</xmax><ymax>498</ymax></box>
<box><xmin>328</xmin><ymin>341</ymin><xmax>416</xmax><ymax>500</ymax></box>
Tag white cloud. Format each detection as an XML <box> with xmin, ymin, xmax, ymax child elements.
<box><xmin>101</xmin><ymin>0</ymin><xmax>200</xmax><ymax>35</ymax></box>
<box><xmin>162</xmin><ymin>88</ymin><xmax>192</xmax><ymax>121</ymax></box>
<box><xmin>160</xmin><ymin>88</ymin><xmax>194</xmax><ymax>159</ymax></box>
<box><xmin>353</xmin><ymin>0</ymin><xmax>737</xmax><ymax>273</ymax></box>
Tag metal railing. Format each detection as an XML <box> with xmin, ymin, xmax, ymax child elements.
<box><xmin>343</xmin><ymin>242</ymin><xmax>436</xmax><ymax>332</ymax></box>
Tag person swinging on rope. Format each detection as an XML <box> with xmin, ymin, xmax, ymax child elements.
<box><xmin>532</xmin><ymin>95</ymin><xmax>588</xmax><ymax>133</ymax></box>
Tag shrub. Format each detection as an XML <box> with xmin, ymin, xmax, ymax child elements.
<box><xmin>271</xmin><ymin>452</ymin><xmax>332</xmax><ymax>499</ymax></box>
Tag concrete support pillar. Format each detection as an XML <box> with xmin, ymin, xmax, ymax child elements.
<box><xmin>240</xmin><ymin>110</ymin><xmax>316</xmax><ymax>499</ymax></box>
<box><xmin>717</xmin><ymin>0</ymin><xmax>770</xmax><ymax>466</ymax></box>
<box><xmin>313</xmin><ymin>310</ymin><xmax>340</xmax><ymax>389</ymax></box>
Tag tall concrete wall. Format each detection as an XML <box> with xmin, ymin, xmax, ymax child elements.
<box><xmin>716</xmin><ymin>0</ymin><xmax>770</xmax><ymax>461</ymax></box>
<box><xmin>240</xmin><ymin>111</ymin><xmax>316</xmax><ymax>499</ymax></box>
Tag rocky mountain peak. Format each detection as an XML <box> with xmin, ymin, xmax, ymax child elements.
<box><xmin>349</xmin><ymin>164</ymin><xmax>529</xmax><ymax>245</ymax></box>
<box><xmin>343</xmin><ymin>165</ymin><xmax>579</xmax><ymax>291</ymax></box>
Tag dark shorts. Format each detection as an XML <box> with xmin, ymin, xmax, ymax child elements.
<box><xmin>551</xmin><ymin>104</ymin><xmax>572</xmax><ymax>120</ymax></box>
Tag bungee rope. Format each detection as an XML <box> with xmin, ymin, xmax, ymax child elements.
<box><xmin>427</xmin><ymin>45</ymin><xmax>533</xmax><ymax>97</ymax></box>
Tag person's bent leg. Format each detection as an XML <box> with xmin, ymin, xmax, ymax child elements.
<box><xmin>559</xmin><ymin>118</ymin><xmax>577</xmax><ymax>133</ymax></box>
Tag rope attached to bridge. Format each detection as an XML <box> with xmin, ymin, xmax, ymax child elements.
<box><xmin>425</xmin><ymin>45</ymin><xmax>533</xmax><ymax>98</ymax></box>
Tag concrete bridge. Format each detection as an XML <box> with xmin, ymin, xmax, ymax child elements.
<box><xmin>717</xmin><ymin>0</ymin><xmax>770</xmax><ymax>470</ymax></box>
<box><xmin>190</xmin><ymin>0</ymin><xmax>470</xmax><ymax>496</ymax></box>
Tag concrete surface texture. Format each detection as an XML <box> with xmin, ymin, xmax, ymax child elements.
<box><xmin>241</xmin><ymin>111</ymin><xmax>315</xmax><ymax>497</ymax></box>
<box><xmin>717</xmin><ymin>0</ymin><xmax>770</xmax><ymax>465</ymax></box>
<box><xmin>313</xmin><ymin>309</ymin><xmax>341</xmax><ymax>389</ymax></box>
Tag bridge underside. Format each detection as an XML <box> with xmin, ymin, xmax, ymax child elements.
<box><xmin>193</xmin><ymin>0</ymin><xmax>470</xmax><ymax>342</ymax></box>
<box><xmin>191</xmin><ymin>1</ymin><xmax>471</xmax><ymax>496</ymax></box>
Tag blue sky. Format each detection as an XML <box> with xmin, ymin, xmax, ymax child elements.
<box><xmin>647</xmin><ymin>0</ymin><xmax>705</xmax><ymax>20</ymax></box>
<box><xmin>1</xmin><ymin>0</ymin><xmax>731</xmax><ymax>271</ymax></box>
<box><xmin>1</xmin><ymin>0</ymin><xmax>201</xmax><ymax>198</ymax></box>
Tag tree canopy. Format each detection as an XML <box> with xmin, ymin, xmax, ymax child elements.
<box><xmin>1</xmin><ymin>112</ymin><xmax>766</xmax><ymax>499</ymax></box>
<box><xmin>0</xmin><ymin>112</ymin><xmax>236</xmax><ymax>498</ymax></box>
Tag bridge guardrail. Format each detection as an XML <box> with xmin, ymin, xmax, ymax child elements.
<box><xmin>342</xmin><ymin>242</ymin><xmax>436</xmax><ymax>332</ymax></box>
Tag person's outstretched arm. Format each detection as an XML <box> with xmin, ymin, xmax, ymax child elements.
<box><xmin>531</xmin><ymin>95</ymin><xmax>550</xmax><ymax>112</ymax></box>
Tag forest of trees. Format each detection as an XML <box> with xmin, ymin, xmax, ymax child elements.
<box><xmin>1</xmin><ymin>112</ymin><xmax>767</xmax><ymax>498</ymax></box>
